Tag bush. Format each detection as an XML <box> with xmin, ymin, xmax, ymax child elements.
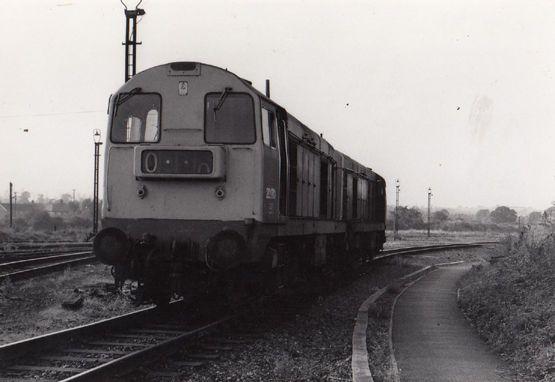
<box><xmin>32</xmin><ymin>212</ymin><xmax>65</xmax><ymax>231</ymax></box>
<box><xmin>490</xmin><ymin>206</ymin><xmax>518</xmax><ymax>224</ymax></box>
<box><xmin>69</xmin><ymin>216</ymin><xmax>92</xmax><ymax>228</ymax></box>
<box><xmin>32</xmin><ymin>211</ymin><xmax>54</xmax><ymax>230</ymax></box>
<box><xmin>432</xmin><ymin>209</ymin><xmax>449</xmax><ymax>223</ymax></box>
<box><xmin>387</xmin><ymin>206</ymin><xmax>424</xmax><ymax>230</ymax></box>
<box><xmin>476</xmin><ymin>209</ymin><xmax>490</xmax><ymax>223</ymax></box>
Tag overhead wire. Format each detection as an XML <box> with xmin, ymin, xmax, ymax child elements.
<box><xmin>0</xmin><ymin>110</ymin><xmax>104</xmax><ymax>119</ymax></box>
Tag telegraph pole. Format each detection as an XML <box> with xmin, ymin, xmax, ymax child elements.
<box><xmin>9</xmin><ymin>182</ymin><xmax>13</xmax><ymax>228</ymax></box>
<box><xmin>122</xmin><ymin>1</ymin><xmax>146</xmax><ymax>82</ymax></box>
<box><xmin>427</xmin><ymin>187</ymin><xmax>433</xmax><ymax>238</ymax></box>
<box><xmin>394</xmin><ymin>179</ymin><xmax>400</xmax><ymax>240</ymax></box>
<box><xmin>93</xmin><ymin>130</ymin><xmax>102</xmax><ymax>235</ymax></box>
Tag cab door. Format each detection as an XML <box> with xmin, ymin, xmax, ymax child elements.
<box><xmin>261</xmin><ymin>102</ymin><xmax>280</xmax><ymax>222</ymax></box>
<box><xmin>276</xmin><ymin>107</ymin><xmax>289</xmax><ymax>219</ymax></box>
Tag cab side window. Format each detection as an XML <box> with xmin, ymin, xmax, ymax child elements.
<box><xmin>261</xmin><ymin>108</ymin><xmax>277</xmax><ymax>148</ymax></box>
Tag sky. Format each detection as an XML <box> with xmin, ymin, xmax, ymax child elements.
<box><xmin>1</xmin><ymin>0</ymin><xmax>554</xmax><ymax>210</ymax></box>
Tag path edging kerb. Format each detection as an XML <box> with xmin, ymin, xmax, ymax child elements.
<box><xmin>351</xmin><ymin>260</ymin><xmax>464</xmax><ymax>382</ymax></box>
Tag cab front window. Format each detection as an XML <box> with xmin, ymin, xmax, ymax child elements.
<box><xmin>111</xmin><ymin>92</ymin><xmax>161</xmax><ymax>143</ymax></box>
<box><xmin>204</xmin><ymin>92</ymin><xmax>255</xmax><ymax>144</ymax></box>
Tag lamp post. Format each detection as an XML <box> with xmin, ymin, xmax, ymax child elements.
<box><xmin>93</xmin><ymin>129</ymin><xmax>102</xmax><ymax>235</ymax></box>
<box><xmin>394</xmin><ymin>179</ymin><xmax>400</xmax><ymax>240</ymax></box>
<box><xmin>427</xmin><ymin>187</ymin><xmax>433</xmax><ymax>238</ymax></box>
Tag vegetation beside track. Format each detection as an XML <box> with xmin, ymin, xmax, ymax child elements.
<box><xmin>0</xmin><ymin>227</ymin><xmax>90</xmax><ymax>243</ymax></box>
<box><xmin>458</xmin><ymin>226</ymin><xmax>554</xmax><ymax>381</ymax></box>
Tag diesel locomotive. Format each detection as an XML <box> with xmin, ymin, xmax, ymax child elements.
<box><xmin>93</xmin><ymin>62</ymin><xmax>386</xmax><ymax>304</ymax></box>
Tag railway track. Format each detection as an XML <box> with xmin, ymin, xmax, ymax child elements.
<box><xmin>0</xmin><ymin>241</ymin><xmax>497</xmax><ymax>381</ymax></box>
<box><xmin>0</xmin><ymin>251</ymin><xmax>96</xmax><ymax>283</ymax></box>
<box><xmin>0</xmin><ymin>300</ymin><xmax>249</xmax><ymax>382</ymax></box>
<box><xmin>0</xmin><ymin>242</ymin><xmax>95</xmax><ymax>283</ymax></box>
<box><xmin>375</xmin><ymin>241</ymin><xmax>498</xmax><ymax>260</ymax></box>
<box><xmin>1</xmin><ymin>242</ymin><xmax>92</xmax><ymax>255</ymax></box>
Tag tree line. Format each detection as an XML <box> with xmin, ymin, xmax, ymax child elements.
<box><xmin>387</xmin><ymin>205</ymin><xmax>524</xmax><ymax>231</ymax></box>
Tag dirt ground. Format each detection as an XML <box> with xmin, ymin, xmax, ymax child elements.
<box><xmin>0</xmin><ymin>263</ymin><xmax>144</xmax><ymax>345</ymax></box>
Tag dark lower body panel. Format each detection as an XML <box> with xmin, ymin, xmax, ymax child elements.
<box><xmin>96</xmin><ymin>217</ymin><xmax>385</xmax><ymax>304</ymax></box>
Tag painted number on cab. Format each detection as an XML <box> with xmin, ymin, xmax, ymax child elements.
<box><xmin>178</xmin><ymin>81</ymin><xmax>188</xmax><ymax>96</ymax></box>
<box><xmin>265</xmin><ymin>187</ymin><xmax>277</xmax><ymax>200</ymax></box>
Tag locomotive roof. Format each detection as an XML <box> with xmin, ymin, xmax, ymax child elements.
<box><xmin>132</xmin><ymin>61</ymin><xmax>384</xmax><ymax>183</ymax></box>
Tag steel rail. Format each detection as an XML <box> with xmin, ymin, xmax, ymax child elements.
<box><xmin>0</xmin><ymin>247</ymin><xmax>92</xmax><ymax>258</ymax></box>
<box><xmin>0</xmin><ymin>255</ymin><xmax>96</xmax><ymax>282</ymax></box>
<box><xmin>1</xmin><ymin>242</ymin><xmax>92</xmax><ymax>250</ymax></box>
<box><xmin>375</xmin><ymin>241</ymin><xmax>498</xmax><ymax>261</ymax></box>
<box><xmin>0</xmin><ymin>243</ymin><xmax>92</xmax><ymax>257</ymax></box>
<box><xmin>60</xmin><ymin>317</ymin><xmax>232</xmax><ymax>382</ymax></box>
<box><xmin>0</xmin><ymin>298</ymin><xmax>237</xmax><ymax>382</ymax></box>
<box><xmin>0</xmin><ymin>305</ymin><xmax>158</xmax><ymax>363</ymax></box>
<box><xmin>0</xmin><ymin>251</ymin><xmax>92</xmax><ymax>271</ymax></box>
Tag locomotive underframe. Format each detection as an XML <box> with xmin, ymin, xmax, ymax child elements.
<box><xmin>99</xmin><ymin>217</ymin><xmax>385</xmax><ymax>303</ymax></box>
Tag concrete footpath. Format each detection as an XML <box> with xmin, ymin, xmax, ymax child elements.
<box><xmin>392</xmin><ymin>264</ymin><xmax>512</xmax><ymax>382</ymax></box>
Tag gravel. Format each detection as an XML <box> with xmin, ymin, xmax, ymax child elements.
<box><xmin>125</xmin><ymin>262</ymin><xmax>420</xmax><ymax>382</ymax></box>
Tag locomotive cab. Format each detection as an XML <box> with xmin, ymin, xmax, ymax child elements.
<box><xmin>95</xmin><ymin>62</ymin><xmax>276</xmax><ymax>302</ymax></box>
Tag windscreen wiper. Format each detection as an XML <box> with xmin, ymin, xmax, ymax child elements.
<box><xmin>213</xmin><ymin>87</ymin><xmax>233</xmax><ymax>112</ymax></box>
<box><xmin>114</xmin><ymin>87</ymin><xmax>142</xmax><ymax>115</ymax></box>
